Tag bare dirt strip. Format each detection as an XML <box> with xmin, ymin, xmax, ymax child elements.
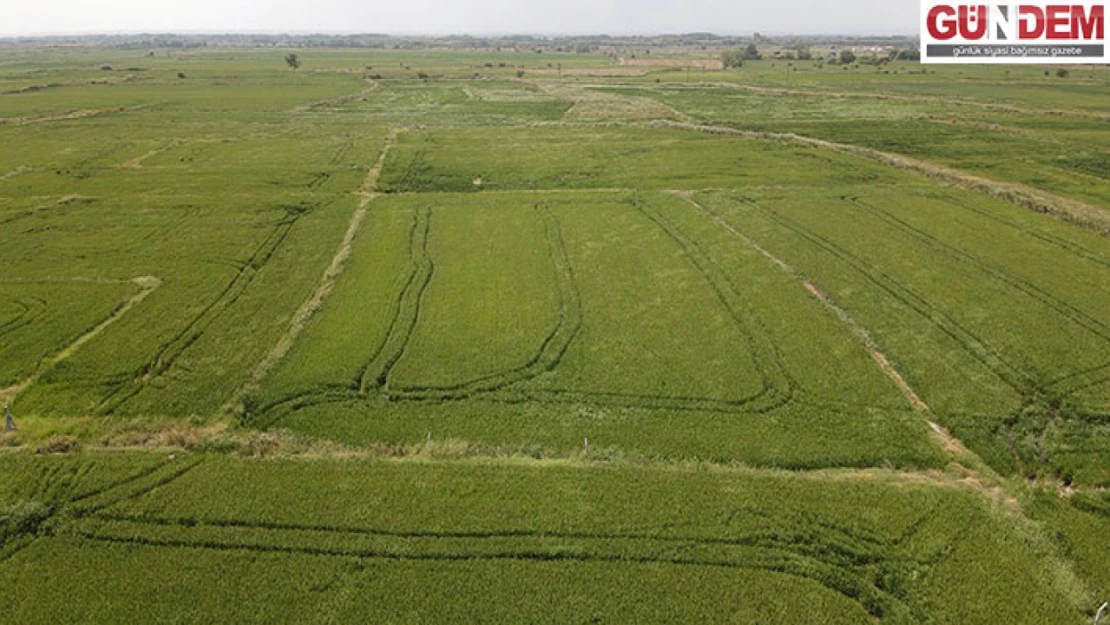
<box><xmin>0</xmin><ymin>275</ymin><xmax>161</xmax><ymax>406</ymax></box>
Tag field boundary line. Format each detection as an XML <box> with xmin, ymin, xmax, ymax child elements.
<box><xmin>297</xmin><ymin>77</ymin><xmax>381</xmax><ymax>111</ymax></box>
<box><xmin>655</xmin><ymin>120</ymin><xmax>1110</xmax><ymax>236</ymax></box>
<box><xmin>115</xmin><ymin>141</ymin><xmax>181</xmax><ymax>169</ymax></box>
<box><xmin>0</xmin><ymin>275</ymin><xmax>160</xmax><ymax>405</ymax></box>
<box><xmin>0</xmin><ymin>103</ymin><xmax>157</xmax><ymax>126</ymax></box>
<box><xmin>0</xmin><ymin>165</ymin><xmax>31</xmax><ymax>180</ymax></box>
<box><xmin>226</xmin><ymin>130</ymin><xmax>402</xmax><ymax>412</ymax></box>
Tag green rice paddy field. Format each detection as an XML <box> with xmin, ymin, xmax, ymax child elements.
<box><xmin>0</xmin><ymin>46</ymin><xmax>1107</xmax><ymax>623</ymax></box>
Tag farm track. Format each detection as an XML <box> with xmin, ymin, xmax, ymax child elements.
<box><xmin>360</xmin><ymin>205</ymin><xmax>435</xmax><ymax>393</ymax></box>
<box><xmin>69</xmin><ymin>456</ymin><xmax>206</xmax><ymax>516</ymax></box>
<box><xmin>0</xmin><ymin>194</ymin><xmax>97</xmax><ymax>229</ymax></box>
<box><xmin>298</xmin><ymin>77</ymin><xmax>381</xmax><ymax>111</ymax></box>
<box><xmin>0</xmin><ymin>103</ymin><xmax>155</xmax><ymax>126</ymax></box>
<box><xmin>628</xmin><ymin>198</ymin><xmax>794</xmax><ymax>402</ymax></box>
<box><xmin>847</xmin><ymin>196</ymin><xmax>1110</xmax><ymax>344</ymax></box>
<box><xmin>0</xmin><ymin>165</ymin><xmax>31</xmax><ymax>180</ymax></box>
<box><xmin>0</xmin><ymin>276</ymin><xmax>160</xmax><ymax>405</ymax></box>
<box><xmin>114</xmin><ymin>141</ymin><xmax>181</xmax><ymax>169</ymax></box>
<box><xmin>933</xmin><ymin>194</ymin><xmax>1110</xmax><ymax>271</ymax></box>
<box><xmin>843</xmin><ymin>196</ymin><xmax>1110</xmax><ymax>401</ymax></box>
<box><xmin>0</xmin><ymin>296</ymin><xmax>45</xmax><ymax>339</ymax></box>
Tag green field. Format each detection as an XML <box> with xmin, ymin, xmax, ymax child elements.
<box><xmin>0</xmin><ymin>45</ymin><xmax>1107</xmax><ymax>623</ymax></box>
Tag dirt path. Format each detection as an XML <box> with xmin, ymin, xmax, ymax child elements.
<box><xmin>226</xmin><ymin>129</ymin><xmax>402</xmax><ymax>410</ymax></box>
<box><xmin>0</xmin><ymin>166</ymin><xmax>31</xmax><ymax>181</ymax></box>
<box><xmin>0</xmin><ymin>103</ymin><xmax>155</xmax><ymax>126</ymax></box>
<box><xmin>297</xmin><ymin>78</ymin><xmax>381</xmax><ymax>111</ymax></box>
<box><xmin>115</xmin><ymin>142</ymin><xmax>181</xmax><ymax>169</ymax></box>
<box><xmin>657</xmin><ymin>120</ymin><xmax>1110</xmax><ymax>236</ymax></box>
<box><xmin>0</xmin><ymin>275</ymin><xmax>160</xmax><ymax>406</ymax></box>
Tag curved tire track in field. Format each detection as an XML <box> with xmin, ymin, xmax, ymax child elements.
<box><xmin>675</xmin><ymin>194</ymin><xmax>979</xmax><ymax>459</ymax></box>
<box><xmin>359</xmin><ymin>205</ymin><xmax>435</xmax><ymax>393</ymax></box>
<box><xmin>735</xmin><ymin>196</ymin><xmax>1035</xmax><ymax>397</ymax></box>
<box><xmin>629</xmin><ymin>196</ymin><xmax>796</xmax><ymax>409</ymax></box>
<box><xmin>384</xmin><ymin>203</ymin><xmax>583</xmax><ymax>400</ymax></box>
<box><xmin>97</xmin><ymin>207</ymin><xmax>312</xmax><ymax>415</ymax></box>
<box><xmin>255</xmin><ymin>197</ymin><xmax>794</xmax><ymax>425</ymax></box>
<box><xmin>71</xmin><ymin>511</ymin><xmax>925</xmax><ymax>622</ymax></box>
<box><xmin>844</xmin><ymin>196</ymin><xmax>1110</xmax><ymax>402</ymax></box>
<box><xmin>0</xmin><ymin>296</ymin><xmax>46</xmax><ymax>338</ymax></box>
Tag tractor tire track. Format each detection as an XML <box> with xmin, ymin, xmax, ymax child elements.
<box><xmin>654</xmin><ymin>119</ymin><xmax>1110</xmax><ymax>237</ymax></box>
<box><xmin>384</xmin><ymin>203</ymin><xmax>582</xmax><ymax>400</ymax></box>
<box><xmin>227</xmin><ymin>131</ymin><xmax>401</xmax><ymax>416</ymax></box>
<box><xmin>847</xmin><ymin>196</ymin><xmax>1110</xmax><ymax>344</ymax></box>
<box><xmin>935</xmin><ymin>195</ymin><xmax>1110</xmax><ymax>271</ymax></box>
<box><xmin>97</xmin><ymin>207</ymin><xmax>311</xmax><ymax>415</ymax></box>
<box><xmin>734</xmin><ymin>196</ymin><xmax>1034</xmax><ymax>397</ymax></box>
<box><xmin>71</xmin><ymin>513</ymin><xmax>917</xmax><ymax>621</ymax></box>
<box><xmin>676</xmin><ymin>194</ymin><xmax>985</xmax><ymax>459</ymax></box>
<box><xmin>359</xmin><ymin>205</ymin><xmax>434</xmax><ymax>393</ymax></box>
<box><xmin>70</xmin><ymin>456</ymin><xmax>205</xmax><ymax>517</ymax></box>
<box><xmin>630</xmin><ymin>197</ymin><xmax>796</xmax><ymax>402</ymax></box>
<box><xmin>0</xmin><ymin>297</ymin><xmax>46</xmax><ymax>338</ymax></box>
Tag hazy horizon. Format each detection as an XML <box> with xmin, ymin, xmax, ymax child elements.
<box><xmin>1</xmin><ymin>0</ymin><xmax>919</xmax><ymax>38</ymax></box>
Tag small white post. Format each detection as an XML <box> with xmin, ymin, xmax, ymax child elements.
<box><xmin>583</xmin><ymin>437</ymin><xmax>588</xmax><ymax>455</ymax></box>
<box><xmin>1096</xmin><ymin>602</ymin><xmax>1108</xmax><ymax>625</ymax></box>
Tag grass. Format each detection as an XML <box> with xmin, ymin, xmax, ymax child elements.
<box><xmin>0</xmin><ymin>451</ymin><xmax>1095</xmax><ymax>624</ymax></box>
<box><xmin>0</xmin><ymin>44</ymin><xmax>1107</xmax><ymax>622</ymax></box>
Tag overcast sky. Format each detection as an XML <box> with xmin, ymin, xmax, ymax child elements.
<box><xmin>0</xmin><ymin>0</ymin><xmax>919</xmax><ymax>37</ymax></box>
